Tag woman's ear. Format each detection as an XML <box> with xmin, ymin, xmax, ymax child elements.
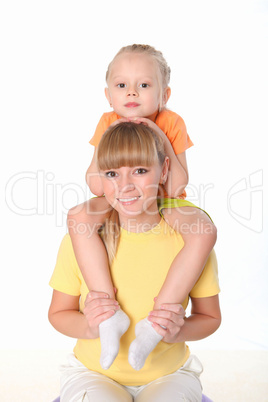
<box><xmin>105</xmin><ymin>87</ymin><xmax>112</xmax><ymax>107</ymax></box>
<box><xmin>160</xmin><ymin>156</ymin><xmax>169</xmax><ymax>184</ymax></box>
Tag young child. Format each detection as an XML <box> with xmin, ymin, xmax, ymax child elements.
<box><xmin>68</xmin><ymin>44</ymin><xmax>217</xmax><ymax>371</ymax></box>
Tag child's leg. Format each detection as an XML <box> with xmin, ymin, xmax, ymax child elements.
<box><xmin>154</xmin><ymin>206</ymin><xmax>217</xmax><ymax>307</ymax></box>
<box><xmin>68</xmin><ymin>197</ymin><xmax>130</xmax><ymax>370</ymax></box>
<box><xmin>129</xmin><ymin>205</ymin><xmax>217</xmax><ymax>370</ymax></box>
<box><xmin>68</xmin><ymin>197</ymin><xmax>114</xmax><ymax>296</ymax></box>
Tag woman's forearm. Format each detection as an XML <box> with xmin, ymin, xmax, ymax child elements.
<box><xmin>176</xmin><ymin>295</ymin><xmax>221</xmax><ymax>343</ymax></box>
<box><xmin>177</xmin><ymin>312</ymin><xmax>221</xmax><ymax>343</ymax></box>
<box><xmin>49</xmin><ymin>309</ymin><xmax>92</xmax><ymax>340</ymax></box>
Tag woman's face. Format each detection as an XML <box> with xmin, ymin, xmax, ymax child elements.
<box><xmin>100</xmin><ymin>159</ymin><xmax>168</xmax><ymax>231</ymax></box>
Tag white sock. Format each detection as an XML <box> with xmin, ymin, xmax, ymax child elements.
<box><xmin>128</xmin><ymin>318</ymin><xmax>163</xmax><ymax>370</ymax></box>
<box><xmin>99</xmin><ymin>309</ymin><xmax>130</xmax><ymax>370</ymax></box>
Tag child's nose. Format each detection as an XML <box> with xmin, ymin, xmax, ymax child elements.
<box><xmin>127</xmin><ymin>86</ymin><xmax>138</xmax><ymax>96</ymax></box>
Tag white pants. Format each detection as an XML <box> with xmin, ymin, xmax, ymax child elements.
<box><xmin>60</xmin><ymin>354</ymin><xmax>203</xmax><ymax>402</ymax></box>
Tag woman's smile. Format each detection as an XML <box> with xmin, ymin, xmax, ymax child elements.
<box><xmin>117</xmin><ymin>196</ymin><xmax>141</xmax><ymax>204</ymax></box>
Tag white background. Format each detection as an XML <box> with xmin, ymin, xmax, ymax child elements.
<box><xmin>1</xmin><ymin>0</ymin><xmax>267</xmax><ymax>353</ymax></box>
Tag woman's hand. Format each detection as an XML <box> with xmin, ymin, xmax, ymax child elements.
<box><xmin>83</xmin><ymin>291</ymin><xmax>120</xmax><ymax>338</ymax></box>
<box><xmin>149</xmin><ymin>295</ymin><xmax>221</xmax><ymax>344</ymax></box>
<box><xmin>148</xmin><ymin>303</ymin><xmax>186</xmax><ymax>343</ymax></box>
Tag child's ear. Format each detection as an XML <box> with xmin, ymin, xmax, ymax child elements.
<box><xmin>105</xmin><ymin>88</ymin><xmax>112</xmax><ymax>107</ymax></box>
<box><xmin>163</xmin><ymin>87</ymin><xmax>171</xmax><ymax>106</ymax></box>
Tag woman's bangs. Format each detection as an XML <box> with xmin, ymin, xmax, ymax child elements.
<box><xmin>98</xmin><ymin>125</ymin><xmax>159</xmax><ymax>170</ymax></box>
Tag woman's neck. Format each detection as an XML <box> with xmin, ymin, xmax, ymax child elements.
<box><xmin>119</xmin><ymin>213</ymin><xmax>162</xmax><ymax>233</ymax></box>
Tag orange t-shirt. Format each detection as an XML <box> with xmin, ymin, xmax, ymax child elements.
<box><xmin>90</xmin><ymin>109</ymin><xmax>193</xmax><ymax>153</ymax></box>
<box><xmin>89</xmin><ymin>109</ymin><xmax>193</xmax><ymax>198</ymax></box>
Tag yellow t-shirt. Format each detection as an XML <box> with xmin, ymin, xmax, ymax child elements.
<box><xmin>49</xmin><ymin>219</ymin><xmax>220</xmax><ymax>386</ymax></box>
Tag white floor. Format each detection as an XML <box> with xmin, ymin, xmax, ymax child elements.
<box><xmin>1</xmin><ymin>349</ymin><xmax>267</xmax><ymax>402</ymax></box>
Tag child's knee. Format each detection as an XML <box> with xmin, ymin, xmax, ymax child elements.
<box><xmin>185</xmin><ymin>218</ymin><xmax>217</xmax><ymax>251</ymax></box>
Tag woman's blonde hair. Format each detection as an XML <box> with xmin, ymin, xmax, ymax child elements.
<box><xmin>97</xmin><ymin>122</ymin><xmax>166</xmax><ymax>266</ymax></box>
<box><xmin>106</xmin><ymin>44</ymin><xmax>171</xmax><ymax>111</ymax></box>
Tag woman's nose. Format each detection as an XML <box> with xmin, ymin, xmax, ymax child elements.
<box><xmin>119</xmin><ymin>182</ymin><xmax>135</xmax><ymax>192</ymax></box>
<box><xmin>118</xmin><ymin>175</ymin><xmax>135</xmax><ymax>192</ymax></box>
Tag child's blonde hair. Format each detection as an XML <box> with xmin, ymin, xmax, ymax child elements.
<box><xmin>106</xmin><ymin>44</ymin><xmax>171</xmax><ymax>111</ymax></box>
<box><xmin>97</xmin><ymin>122</ymin><xmax>166</xmax><ymax>265</ymax></box>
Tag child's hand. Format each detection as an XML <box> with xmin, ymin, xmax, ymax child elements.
<box><xmin>83</xmin><ymin>291</ymin><xmax>120</xmax><ymax>338</ymax></box>
<box><xmin>109</xmin><ymin>117</ymin><xmax>129</xmax><ymax>128</ymax></box>
<box><xmin>127</xmin><ymin>117</ymin><xmax>167</xmax><ymax>140</ymax></box>
<box><xmin>148</xmin><ymin>303</ymin><xmax>185</xmax><ymax>343</ymax></box>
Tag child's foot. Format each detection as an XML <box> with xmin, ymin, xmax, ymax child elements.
<box><xmin>128</xmin><ymin>318</ymin><xmax>163</xmax><ymax>370</ymax></box>
<box><xmin>99</xmin><ymin>309</ymin><xmax>130</xmax><ymax>370</ymax></box>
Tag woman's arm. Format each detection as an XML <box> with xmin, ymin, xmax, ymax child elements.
<box><xmin>48</xmin><ymin>290</ymin><xmax>119</xmax><ymax>339</ymax></box>
<box><xmin>48</xmin><ymin>290</ymin><xmax>90</xmax><ymax>339</ymax></box>
<box><xmin>177</xmin><ymin>295</ymin><xmax>221</xmax><ymax>342</ymax></box>
<box><xmin>148</xmin><ymin>295</ymin><xmax>221</xmax><ymax>343</ymax></box>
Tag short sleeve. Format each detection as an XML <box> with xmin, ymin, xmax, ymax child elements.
<box><xmin>89</xmin><ymin>112</ymin><xmax>119</xmax><ymax>147</ymax></box>
<box><xmin>190</xmin><ymin>249</ymin><xmax>220</xmax><ymax>298</ymax></box>
<box><xmin>49</xmin><ymin>234</ymin><xmax>81</xmax><ymax>296</ymax></box>
<box><xmin>156</xmin><ymin>110</ymin><xmax>193</xmax><ymax>155</ymax></box>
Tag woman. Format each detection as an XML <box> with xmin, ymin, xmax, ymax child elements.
<box><xmin>49</xmin><ymin>122</ymin><xmax>221</xmax><ymax>402</ymax></box>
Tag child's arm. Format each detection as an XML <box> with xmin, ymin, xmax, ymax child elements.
<box><xmin>162</xmin><ymin>139</ymin><xmax>189</xmax><ymax>198</ymax></box>
<box><xmin>129</xmin><ymin>117</ymin><xmax>189</xmax><ymax>197</ymax></box>
<box><xmin>154</xmin><ymin>206</ymin><xmax>217</xmax><ymax>309</ymax></box>
<box><xmin>148</xmin><ymin>294</ymin><xmax>221</xmax><ymax>343</ymax></box>
<box><xmin>86</xmin><ymin>148</ymin><xmax>104</xmax><ymax>196</ymax></box>
<box><xmin>67</xmin><ymin>197</ymin><xmax>115</xmax><ymax>299</ymax></box>
<box><xmin>86</xmin><ymin>118</ymin><xmax>129</xmax><ymax>195</ymax></box>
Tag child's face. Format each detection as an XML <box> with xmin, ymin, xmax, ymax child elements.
<box><xmin>105</xmin><ymin>53</ymin><xmax>164</xmax><ymax>120</ymax></box>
